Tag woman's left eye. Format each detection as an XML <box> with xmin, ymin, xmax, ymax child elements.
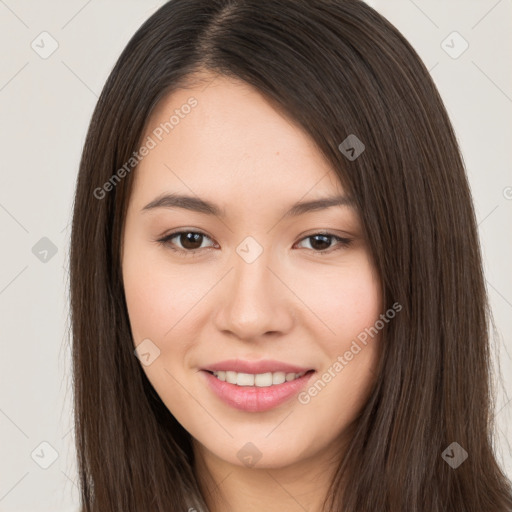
<box><xmin>156</xmin><ymin>230</ymin><xmax>353</xmax><ymax>255</ymax></box>
<box><xmin>294</xmin><ymin>233</ymin><xmax>353</xmax><ymax>253</ymax></box>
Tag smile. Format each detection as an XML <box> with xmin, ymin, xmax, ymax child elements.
<box><xmin>201</xmin><ymin>369</ymin><xmax>316</xmax><ymax>412</ymax></box>
<box><xmin>209</xmin><ymin>370</ymin><xmax>308</xmax><ymax>387</ymax></box>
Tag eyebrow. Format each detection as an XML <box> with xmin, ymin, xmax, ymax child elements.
<box><xmin>141</xmin><ymin>193</ymin><xmax>355</xmax><ymax>218</ymax></box>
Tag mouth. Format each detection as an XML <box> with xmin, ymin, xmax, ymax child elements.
<box><xmin>204</xmin><ymin>369</ymin><xmax>315</xmax><ymax>387</ymax></box>
<box><xmin>200</xmin><ymin>361</ymin><xmax>316</xmax><ymax>412</ymax></box>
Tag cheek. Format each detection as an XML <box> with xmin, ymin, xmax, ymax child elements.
<box><xmin>123</xmin><ymin>241</ymin><xmax>190</xmax><ymax>342</ymax></box>
<box><xmin>122</xmin><ymin>250</ymin><xmax>207</xmax><ymax>410</ymax></box>
<box><xmin>291</xmin><ymin>253</ymin><xmax>382</xmax><ymax>411</ymax></box>
<box><xmin>123</xmin><ymin>264</ymin><xmax>173</xmax><ymax>344</ymax></box>
<box><xmin>295</xmin><ymin>255</ymin><xmax>382</xmax><ymax>348</ymax></box>
<box><xmin>122</xmin><ymin>246</ymin><xmax>223</xmax><ymax>362</ymax></box>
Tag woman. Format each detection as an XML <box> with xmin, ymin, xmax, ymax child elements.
<box><xmin>69</xmin><ymin>0</ymin><xmax>512</xmax><ymax>510</ymax></box>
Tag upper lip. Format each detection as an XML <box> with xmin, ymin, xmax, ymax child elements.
<box><xmin>202</xmin><ymin>359</ymin><xmax>314</xmax><ymax>374</ymax></box>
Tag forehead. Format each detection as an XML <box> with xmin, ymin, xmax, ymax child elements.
<box><xmin>132</xmin><ymin>74</ymin><xmax>345</xmax><ymax>205</ymax></box>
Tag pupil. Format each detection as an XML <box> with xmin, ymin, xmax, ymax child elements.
<box><xmin>181</xmin><ymin>232</ymin><xmax>202</xmax><ymax>250</ymax></box>
<box><xmin>311</xmin><ymin>235</ymin><xmax>330</xmax><ymax>250</ymax></box>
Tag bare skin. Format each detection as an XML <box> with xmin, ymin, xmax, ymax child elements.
<box><xmin>121</xmin><ymin>73</ymin><xmax>382</xmax><ymax>512</ymax></box>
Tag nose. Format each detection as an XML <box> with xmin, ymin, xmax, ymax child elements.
<box><xmin>212</xmin><ymin>247</ymin><xmax>295</xmax><ymax>342</ymax></box>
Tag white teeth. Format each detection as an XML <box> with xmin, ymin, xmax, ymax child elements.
<box><xmin>272</xmin><ymin>371</ymin><xmax>286</xmax><ymax>385</ymax></box>
<box><xmin>237</xmin><ymin>372</ymin><xmax>255</xmax><ymax>386</ymax></box>
<box><xmin>255</xmin><ymin>372</ymin><xmax>272</xmax><ymax>387</ymax></box>
<box><xmin>212</xmin><ymin>370</ymin><xmax>307</xmax><ymax>387</ymax></box>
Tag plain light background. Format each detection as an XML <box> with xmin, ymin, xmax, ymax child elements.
<box><xmin>0</xmin><ymin>1</ymin><xmax>510</xmax><ymax>510</ymax></box>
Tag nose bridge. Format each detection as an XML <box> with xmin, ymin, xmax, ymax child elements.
<box><xmin>213</xmin><ymin>238</ymin><xmax>294</xmax><ymax>339</ymax></box>
<box><xmin>232</xmin><ymin>245</ymin><xmax>271</xmax><ymax>300</ymax></box>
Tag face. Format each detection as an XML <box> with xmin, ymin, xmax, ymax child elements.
<box><xmin>121</xmin><ymin>74</ymin><xmax>383</xmax><ymax>470</ymax></box>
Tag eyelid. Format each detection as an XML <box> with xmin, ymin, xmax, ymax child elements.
<box><xmin>294</xmin><ymin>232</ymin><xmax>353</xmax><ymax>254</ymax></box>
<box><xmin>156</xmin><ymin>229</ymin><xmax>353</xmax><ymax>256</ymax></box>
<box><xmin>156</xmin><ymin>229</ymin><xmax>217</xmax><ymax>256</ymax></box>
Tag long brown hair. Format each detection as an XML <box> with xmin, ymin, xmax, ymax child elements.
<box><xmin>69</xmin><ymin>0</ymin><xmax>512</xmax><ymax>510</ymax></box>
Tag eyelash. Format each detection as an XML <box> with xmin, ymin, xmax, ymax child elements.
<box><xmin>156</xmin><ymin>230</ymin><xmax>353</xmax><ymax>257</ymax></box>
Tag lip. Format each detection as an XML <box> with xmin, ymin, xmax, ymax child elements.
<box><xmin>201</xmin><ymin>359</ymin><xmax>313</xmax><ymax>374</ymax></box>
<box><xmin>201</xmin><ymin>369</ymin><xmax>316</xmax><ymax>413</ymax></box>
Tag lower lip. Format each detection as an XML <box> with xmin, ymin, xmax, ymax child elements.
<box><xmin>201</xmin><ymin>370</ymin><xmax>315</xmax><ymax>412</ymax></box>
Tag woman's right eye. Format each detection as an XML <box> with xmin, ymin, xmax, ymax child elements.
<box><xmin>157</xmin><ymin>231</ymin><xmax>217</xmax><ymax>255</ymax></box>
